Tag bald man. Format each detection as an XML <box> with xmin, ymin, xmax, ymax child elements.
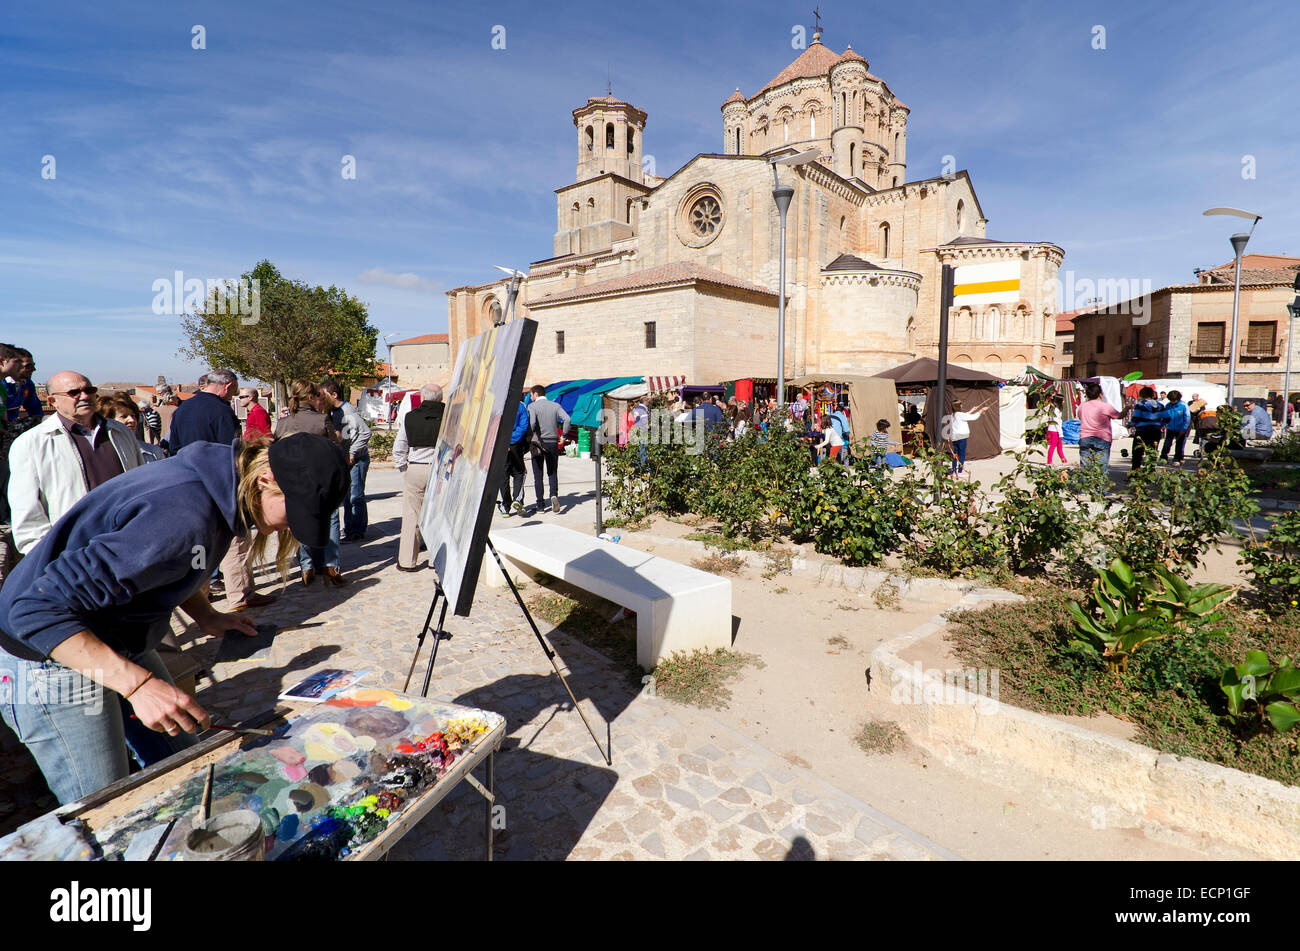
<box><xmin>8</xmin><ymin>371</ymin><xmax>145</xmax><ymax>554</ymax></box>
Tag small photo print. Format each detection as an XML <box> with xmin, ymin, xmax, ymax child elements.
<box><xmin>279</xmin><ymin>669</ymin><xmax>369</xmax><ymax>703</ymax></box>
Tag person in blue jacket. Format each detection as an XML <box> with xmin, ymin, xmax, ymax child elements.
<box><xmin>0</xmin><ymin>433</ymin><xmax>347</xmax><ymax>804</ymax></box>
<box><xmin>1128</xmin><ymin>386</ymin><xmax>1168</xmax><ymax>471</ymax></box>
<box><xmin>498</xmin><ymin>392</ymin><xmax>531</xmax><ymax>516</ymax></box>
<box><xmin>1158</xmin><ymin>390</ymin><xmax>1192</xmax><ymax>465</ymax></box>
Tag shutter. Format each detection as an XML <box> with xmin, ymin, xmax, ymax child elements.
<box><xmin>1247</xmin><ymin>322</ymin><xmax>1275</xmax><ymax>354</ymax></box>
<box><xmin>1197</xmin><ymin>323</ymin><xmax>1225</xmax><ymax>354</ymax></box>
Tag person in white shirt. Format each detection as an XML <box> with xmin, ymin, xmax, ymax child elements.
<box><xmin>948</xmin><ymin>399</ymin><xmax>983</xmax><ymax>474</ymax></box>
<box><xmin>816</xmin><ymin>414</ymin><xmax>844</xmax><ymax>461</ymax></box>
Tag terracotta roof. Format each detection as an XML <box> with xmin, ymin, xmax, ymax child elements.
<box><xmin>942</xmin><ymin>236</ymin><xmax>1009</xmax><ymax>246</ymax></box>
<box><xmin>1210</xmin><ymin>254</ymin><xmax>1300</xmax><ymax>271</ymax></box>
<box><xmin>525</xmin><ymin>262</ymin><xmax>778</xmax><ymax>307</ymax></box>
<box><xmin>1055</xmin><ymin>309</ymin><xmax>1080</xmax><ymax>333</ymax></box>
<box><xmin>834</xmin><ymin>45</ymin><xmax>867</xmax><ymax>66</ymax></box>
<box><xmin>390</xmin><ymin>333</ymin><xmax>449</xmax><ymax>347</ymax></box>
<box><xmin>759</xmin><ymin>40</ymin><xmax>842</xmax><ymax>94</ymax></box>
<box><xmin>823</xmin><ymin>252</ymin><xmax>881</xmax><ymax>272</ymax></box>
<box><xmin>723</xmin><ymin>88</ymin><xmax>746</xmax><ymax>106</ymax></box>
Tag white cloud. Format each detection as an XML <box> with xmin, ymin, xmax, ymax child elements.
<box><xmin>356</xmin><ymin>268</ymin><xmax>442</xmax><ymax>294</ymax></box>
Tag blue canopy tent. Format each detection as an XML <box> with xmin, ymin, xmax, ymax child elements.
<box><xmin>542</xmin><ymin>376</ymin><xmax>645</xmax><ymax>429</ymax></box>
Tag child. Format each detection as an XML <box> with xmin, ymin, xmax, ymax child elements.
<box><xmin>1045</xmin><ymin>396</ymin><xmax>1065</xmax><ymax>465</ymax></box>
<box><xmin>817</xmin><ymin>414</ymin><xmax>844</xmax><ymax>460</ymax></box>
<box><xmin>870</xmin><ymin>419</ymin><xmax>911</xmax><ymax>469</ymax></box>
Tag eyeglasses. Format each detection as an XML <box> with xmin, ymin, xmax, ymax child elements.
<box><xmin>52</xmin><ymin>386</ymin><xmax>98</xmax><ymax>398</ymax></box>
<box><xmin>238</xmin><ymin>394</ymin><xmax>253</xmax><ymax>399</ymax></box>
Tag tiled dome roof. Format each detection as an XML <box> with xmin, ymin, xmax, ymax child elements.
<box><xmin>758</xmin><ymin>40</ymin><xmax>842</xmax><ymax>94</ymax></box>
<box><xmin>834</xmin><ymin>44</ymin><xmax>867</xmax><ymax>66</ymax></box>
<box><xmin>723</xmin><ymin>88</ymin><xmax>746</xmax><ymax>106</ymax></box>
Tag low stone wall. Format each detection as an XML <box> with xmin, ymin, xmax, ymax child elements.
<box><xmin>869</xmin><ymin>589</ymin><xmax>1298</xmax><ymax>859</ymax></box>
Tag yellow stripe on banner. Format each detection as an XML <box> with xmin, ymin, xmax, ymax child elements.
<box><xmin>953</xmin><ymin>279</ymin><xmax>1020</xmax><ymax>297</ymax></box>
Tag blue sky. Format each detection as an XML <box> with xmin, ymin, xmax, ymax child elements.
<box><xmin>2</xmin><ymin>0</ymin><xmax>1297</xmax><ymax>385</ymax></box>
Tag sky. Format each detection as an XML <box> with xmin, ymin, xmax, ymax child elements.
<box><xmin>2</xmin><ymin>0</ymin><xmax>1297</xmax><ymax>385</ymax></box>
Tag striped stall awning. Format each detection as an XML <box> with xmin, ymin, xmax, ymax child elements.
<box><xmin>646</xmin><ymin>375</ymin><xmax>686</xmax><ymax>393</ymax></box>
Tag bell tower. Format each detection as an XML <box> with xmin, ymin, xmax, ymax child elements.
<box><xmin>555</xmin><ymin>95</ymin><xmax>652</xmax><ymax>258</ymax></box>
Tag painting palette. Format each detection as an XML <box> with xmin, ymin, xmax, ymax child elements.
<box><xmin>91</xmin><ymin>689</ymin><xmax>504</xmax><ymax>861</ymax></box>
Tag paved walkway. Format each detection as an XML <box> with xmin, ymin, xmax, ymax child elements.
<box><xmin>0</xmin><ymin>463</ymin><xmax>951</xmax><ymax>859</ymax></box>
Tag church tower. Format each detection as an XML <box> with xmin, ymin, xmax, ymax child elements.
<box><xmin>554</xmin><ymin>96</ymin><xmax>653</xmax><ymax>258</ymax></box>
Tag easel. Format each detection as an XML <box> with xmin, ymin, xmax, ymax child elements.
<box><xmin>403</xmin><ymin>543</ymin><xmax>612</xmax><ymax>766</ymax></box>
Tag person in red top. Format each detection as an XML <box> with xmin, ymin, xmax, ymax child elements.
<box><xmin>240</xmin><ymin>388</ymin><xmax>271</xmax><ymax>439</ymax></box>
<box><xmin>1076</xmin><ymin>382</ymin><xmax>1123</xmax><ymax>477</ymax></box>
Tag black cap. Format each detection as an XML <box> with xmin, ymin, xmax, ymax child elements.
<box><xmin>267</xmin><ymin>435</ymin><xmax>349</xmax><ymax>548</ymax></box>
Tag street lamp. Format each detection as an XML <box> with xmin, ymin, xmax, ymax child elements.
<box><xmin>1203</xmin><ymin>207</ymin><xmax>1262</xmax><ymax>404</ymax></box>
<box><xmin>1286</xmin><ymin>293</ymin><xmax>1300</xmax><ymax>430</ymax></box>
<box><xmin>492</xmin><ymin>265</ymin><xmax>525</xmax><ymax>324</ymax></box>
<box><xmin>770</xmin><ymin>148</ymin><xmax>820</xmax><ymax>409</ymax></box>
<box><xmin>381</xmin><ymin>332</ymin><xmax>399</xmax><ymax>387</ymax></box>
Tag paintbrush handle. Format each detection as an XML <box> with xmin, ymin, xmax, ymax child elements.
<box><xmin>201</xmin><ymin>764</ymin><xmax>214</xmax><ymax>824</ymax></box>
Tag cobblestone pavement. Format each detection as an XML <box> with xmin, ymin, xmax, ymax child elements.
<box><xmin>1</xmin><ymin>466</ymin><xmax>954</xmax><ymax>860</ymax></box>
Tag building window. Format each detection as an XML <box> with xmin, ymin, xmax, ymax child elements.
<box><xmin>879</xmin><ymin>222</ymin><xmax>889</xmax><ymax>258</ymax></box>
<box><xmin>1196</xmin><ymin>322</ymin><xmax>1225</xmax><ymax>355</ymax></box>
<box><xmin>585</xmin><ymin>126</ymin><xmax>593</xmax><ymax>152</ymax></box>
<box><xmin>1096</xmin><ymin>334</ymin><xmax>1106</xmax><ymax>354</ymax></box>
<box><xmin>606</xmin><ymin>123</ymin><xmax>615</xmax><ymax>149</ymax></box>
<box><xmin>627</xmin><ymin>129</ymin><xmax>635</xmax><ymax>155</ymax></box>
<box><xmin>735</xmin><ymin>127</ymin><xmax>741</xmax><ymax>154</ymax></box>
<box><xmin>644</xmin><ymin>321</ymin><xmax>656</xmax><ymax>349</ymax></box>
<box><xmin>1063</xmin><ymin>340</ymin><xmax>1074</xmax><ymax>354</ymax></box>
<box><xmin>956</xmin><ymin>199</ymin><xmax>964</xmax><ymax>234</ymax></box>
<box><xmin>626</xmin><ymin>198</ymin><xmax>634</xmax><ymax>224</ymax></box>
<box><xmin>556</xmin><ymin>331</ymin><xmax>565</xmax><ymax>354</ymax></box>
<box><xmin>810</xmin><ymin>111</ymin><xmax>817</xmax><ymax>138</ymax></box>
<box><xmin>783</xmin><ymin>117</ymin><xmax>790</xmax><ymax>143</ymax></box>
<box><xmin>1247</xmin><ymin>321</ymin><xmax>1277</xmax><ymax>355</ymax></box>
<box><xmin>689</xmin><ymin>195</ymin><xmax>722</xmax><ymax>236</ymax></box>
<box><xmin>849</xmin><ymin>142</ymin><xmax>855</xmax><ymax>173</ymax></box>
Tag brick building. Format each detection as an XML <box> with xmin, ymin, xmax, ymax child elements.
<box><xmin>446</xmin><ymin>31</ymin><xmax>1064</xmax><ymax>385</ymax></box>
<box><xmin>389</xmin><ymin>333</ymin><xmax>450</xmax><ymax>387</ymax></box>
<box><xmin>1070</xmin><ymin>255</ymin><xmax>1300</xmax><ymax>398</ymax></box>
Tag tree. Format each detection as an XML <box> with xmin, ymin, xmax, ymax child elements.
<box><xmin>178</xmin><ymin>260</ymin><xmax>379</xmax><ymax>403</ymax></box>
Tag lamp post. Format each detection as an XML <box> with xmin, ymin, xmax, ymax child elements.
<box><xmin>1203</xmin><ymin>207</ymin><xmax>1262</xmax><ymax>404</ymax></box>
<box><xmin>1287</xmin><ymin>295</ymin><xmax>1300</xmax><ymax>430</ymax></box>
<box><xmin>770</xmin><ymin>148</ymin><xmax>820</xmax><ymax>410</ymax></box>
<box><xmin>492</xmin><ymin>265</ymin><xmax>525</xmax><ymax>323</ymax></box>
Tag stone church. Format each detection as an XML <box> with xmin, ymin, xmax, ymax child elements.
<box><xmin>445</xmin><ymin>31</ymin><xmax>1064</xmax><ymax>385</ymax></box>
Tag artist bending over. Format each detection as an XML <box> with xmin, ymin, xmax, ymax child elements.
<box><xmin>0</xmin><ymin>434</ymin><xmax>348</xmax><ymax>804</ymax></box>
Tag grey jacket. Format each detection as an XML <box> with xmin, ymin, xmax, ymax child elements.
<box><xmin>526</xmin><ymin>397</ymin><xmax>571</xmax><ymax>447</ymax></box>
<box><xmin>331</xmin><ymin>401</ymin><xmax>372</xmax><ymax>456</ymax></box>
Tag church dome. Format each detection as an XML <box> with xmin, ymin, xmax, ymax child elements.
<box><xmin>722</xmin><ymin>88</ymin><xmax>746</xmax><ymax>108</ymax></box>
<box><xmin>758</xmin><ymin>37</ymin><xmax>841</xmax><ymax>94</ymax></box>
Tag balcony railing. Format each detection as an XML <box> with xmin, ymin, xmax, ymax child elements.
<box><xmin>1189</xmin><ymin>343</ymin><xmax>1227</xmax><ymax>359</ymax></box>
<box><xmin>1241</xmin><ymin>338</ymin><xmax>1279</xmax><ymax>358</ymax></box>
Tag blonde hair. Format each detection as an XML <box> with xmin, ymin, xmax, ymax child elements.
<box><xmin>235</xmin><ymin>437</ymin><xmax>299</xmax><ymax>577</ymax></box>
<box><xmin>288</xmin><ymin>380</ymin><xmax>320</xmax><ymax>415</ymax></box>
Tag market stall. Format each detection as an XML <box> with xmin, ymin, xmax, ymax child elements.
<box><xmin>873</xmin><ymin>357</ymin><xmax>1003</xmax><ymax>460</ymax></box>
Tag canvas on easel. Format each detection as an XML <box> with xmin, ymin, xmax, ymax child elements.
<box><xmin>417</xmin><ymin>318</ymin><xmax>536</xmax><ymax>616</ymax></box>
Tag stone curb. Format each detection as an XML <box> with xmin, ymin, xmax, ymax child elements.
<box><xmin>634</xmin><ymin>532</ymin><xmax>983</xmax><ymax>599</ymax></box>
<box><xmin>869</xmin><ymin>591</ymin><xmax>1299</xmax><ymax>858</ymax></box>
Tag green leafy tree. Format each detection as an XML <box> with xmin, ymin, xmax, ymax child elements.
<box><xmin>178</xmin><ymin>260</ymin><xmax>379</xmax><ymax>399</ymax></box>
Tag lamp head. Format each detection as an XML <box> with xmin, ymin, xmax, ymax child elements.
<box><xmin>772</xmin><ymin>184</ymin><xmax>794</xmax><ymax>216</ymax></box>
<box><xmin>1288</xmin><ymin>300</ymin><xmax>1300</xmax><ymax>321</ymax></box>
<box><xmin>1230</xmin><ymin>233</ymin><xmax>1251</xmax><ymax>257</ymax></box>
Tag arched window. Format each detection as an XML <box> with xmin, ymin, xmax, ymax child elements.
<box><xmin>627</xmin><ymin>129</ymin><xmax>634</xmax><ymax>155</ymax></box>
<box><xmin>735</xmin><ymin>127</ymin><xmax>741</xmax><ymax>153</ymax></box>
<box><xmin>810</xmin><ymin>110</ymin><xmax>817</xmax><ymax>138</ymax></box>
<box><xmin>956</xmin><ymin>199</ymin><xmax>965</xmax><ymax>234</ymax></box>
<box><xmin>987</xmin><ymin>307</ymin><xmax>1000</xmax><ymax>340</ymax></box>
<box><xmin>879</xmin><ymin>222</ymin><xmax>890</xmax><ymax>258</ymax></box>
<box><xmin>892</xmin><ymin>176</ymin><xmax>898</xmax><ymax>187</ymax></box>
<box><xmin>839</xmin><ymin>215</ymin><xmax>845</xmax><ymax>234</ymax></box>
<box><xmin>841</xmin><ymin>92</ymin><xmax>847</xmax><ymax>121</ymax></box>
<box><xmin>894</xmin><ymin>131</ymin><xmax>900</xmax><ymax>156</ymax></box>
<box><xmin>784</xmin><ymin>117</ymin><xmax>789</xmax><ymax>143</ymax></box>
<box><xmin>606</xmin><ymin>123</ymin><xmax>614</xmax><ymax>149</ymax></box>
<box><xmin>626</xmin><ymin>198</ymin><xmax>634</xmax><ymax>224</ymax></box>
<box><xmin>585</xmin><ymin>126</ymin><xmax>593</xmax><ymax>152</ymax></box>
<box><xmin>571</xmin><ymin>202</ymin><xmax>580</xmax><ymax>229</ymax></box>
<box><xmin>586</xmin><ymin>197</ymin><xmax>596</xmax><ymax>224</ymax></box>
<box><xmin>849</xmin><ymin>142</ymin><xmax>855</xmax><ymax>173</ymax></box>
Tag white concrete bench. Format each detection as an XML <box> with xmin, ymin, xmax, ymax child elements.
<box><xmin>483</xmin><ymin>524</ymin><xmax>733</xmax><ymax>670</ymax></box>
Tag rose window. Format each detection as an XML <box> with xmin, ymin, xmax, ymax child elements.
<box><xmin>689</xmin><ymin>196</ymin><xmax>722</xmax><ymax>236</ymax></box>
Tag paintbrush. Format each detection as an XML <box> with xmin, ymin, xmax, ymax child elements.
<box><xmin>148</xmin><ymin>817</ymin><xmax>179</xmax><ymax>861</ymax></box>
<box><xmin>209</xmin><ymin>722</ymin><xmax>275</xmax><ymax>737</ymax></box>
<box><xmin>200</xmin><ymin>764</ymin><xmax>214</xmax><ymax>824</ymax></box>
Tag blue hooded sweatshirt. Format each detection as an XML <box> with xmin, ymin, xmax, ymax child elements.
<box><xmin>510</xmin><ymin>396</ymin><xmax>531</xmax><ymax>445</ymax></box>
<box><xmin>0</xmin><ymin>441</ymin><xmax>241</xmax><ymax>662</ymax></box>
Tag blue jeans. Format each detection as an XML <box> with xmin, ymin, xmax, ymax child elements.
<box><xmin>0</xmin><ymin>647</ymin><xmax>196</xmax><ymax>805</ymax></box>
<box><xmin>951</xmin><ymin>438</ymin><xmax>968</xmax><ymax>473</ymax></box>
<box><xmin>299</xmin><ymin>509</ymin><xmax>341</xmax><ymax>571</ymax></box>
<box><xmin>344</xmin><ymin>451</ymin><xmax>369</xmax><ymax>536</ymax></box>
<box><xmin>1078</xmin><ymin>436</ymin><xmax>1112</xmax><ymax>476</ymax></box>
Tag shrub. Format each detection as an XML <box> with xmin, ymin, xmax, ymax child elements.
<box><xmin>1220</xmin><ymin>651</ymin><xmax>1300</xmax><ymax>732</ymax></box>
<box><xmin>903</xmin><ymin>447</ymin><xmax>1006</xmax><ymax>577</ymax></box>
<box><xmin>1241</xmin><ymin>509</ymin><xmax>1300</xmax><ymax>609</ymax></box>
<box><xmin>368</xmin><ymin>428</ymin><xmax>396</xmax><ymax>461</ymax></box>
<box><xmin>786</xmin><ymin>457</ymin><xmax>916</xmax><ymax>566</ymax></box>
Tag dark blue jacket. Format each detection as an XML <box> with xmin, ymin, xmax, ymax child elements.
<box><xmin>5</xmin><ymin>378</ymin><xmax>44</xmax><ymax>423</ymax></box>
<box><xmin>1130</xmin><ymin>400</ymin><xmax>1168</xmax><ymax>430</ymax></box>
<box><xmin>510</xmin><ymin>397</ymin><xmax>531</xmax><ymax>445</ymax></box>
<box><xmin>0</xmin><ymin>441</ymin><xmax>241</xmax><ymax>662</ymax></box>
<box><xmin>167</xmin><ymin>391</ymin><xmax>240</xmax><ymax>452</ymax></box>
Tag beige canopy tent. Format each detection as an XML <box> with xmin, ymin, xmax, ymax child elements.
<box><xmin>790</xmin><ymin>373</ymin><xmax>903</xmax><ymax>447</ymax></box>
